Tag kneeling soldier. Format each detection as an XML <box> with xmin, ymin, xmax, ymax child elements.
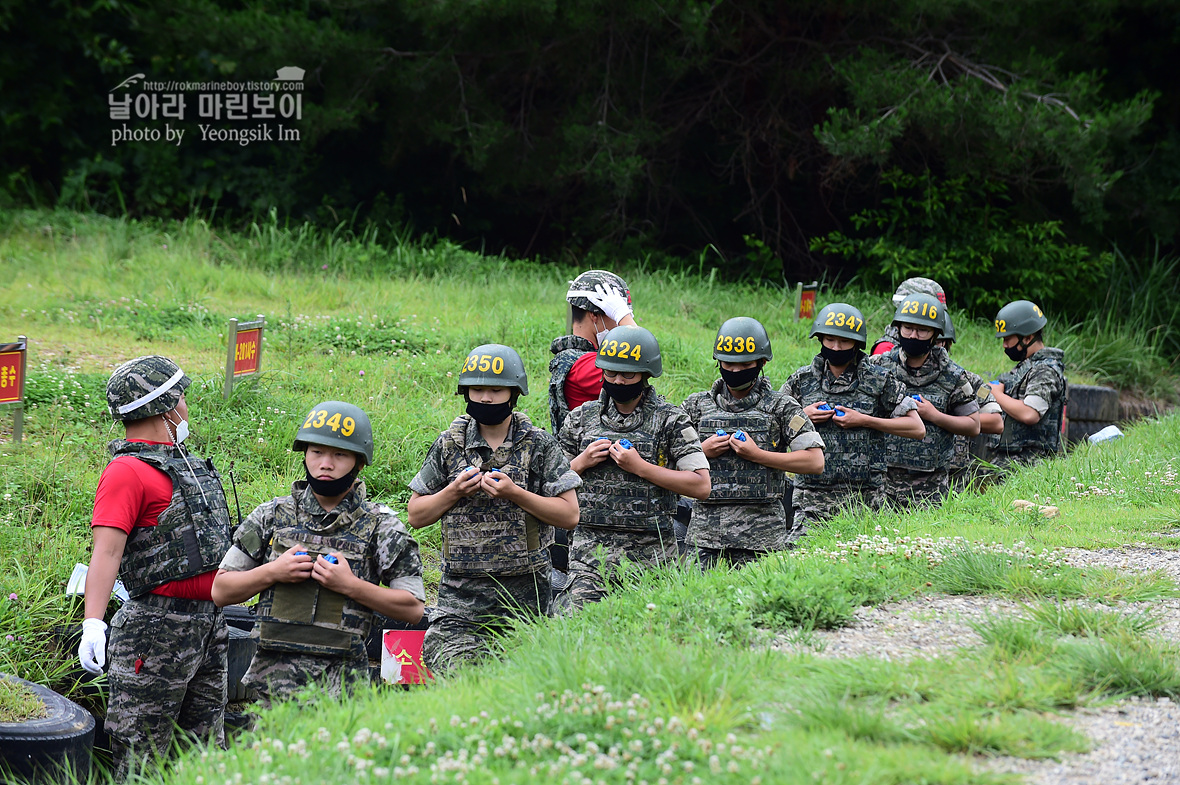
<box><xmin>212</xmin><ymin>402</ymin><xmax>425</xmax><ymax>703</ymax></box>
<box><xmin>682</xmin><ymin>317</ymin><xmax>824</xmax><ymax>567</ymax></box>
<box><xmin>407</xmin><ymin>345</ymin><xmax>581</xmax><ymax>673</ymax></box>
<box><xmin>558</xmin><ymin>326</ymin><xmax>710</xmax><ymax>609</ymax></box>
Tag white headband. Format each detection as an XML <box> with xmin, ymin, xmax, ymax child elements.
<box><xmin>116</xmin><ymin>367</ymin><xmax>186</xmax><ymax>414</ymax></box>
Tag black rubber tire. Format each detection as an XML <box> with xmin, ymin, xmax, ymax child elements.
<box><xmin>1067</xmin><ymin>384</ymin><xmax>1120</xmax><ymax>422</ymax></box>
<box><xmin>1067</xmin><ymin>419</ymin><xmax>1116</xmax><ymax>445</ymax></box>
<box><xmin>365</xmin><ymin>608</ymin><xmax>432</xmax><ymax>662</ymax></box>
<box><xmin>0</xmin><ymin>673</ymin><xmax>95</xmax><ymax>784</ymax></box>
<box><xmin>223</xmin><ymin>604</ymin><xmax>256</xmax><ymax>633</ymax></box>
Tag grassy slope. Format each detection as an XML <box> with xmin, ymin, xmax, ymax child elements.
<box><xmin>0</xmin><ymin>209</ymin><xmax>1178</xmax><ymax>784</ymax></box>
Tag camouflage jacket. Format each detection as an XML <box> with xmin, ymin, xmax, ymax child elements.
<box><xmin>548</xmin><ymin>334</ymin><xmax>597</xmax><ymax>434</ymax></box>
<box><xmin>996</xmin><ymin>347</ymin><xmax>1066</xmax><ymax>454</ymax></box>
<box><xmin>109</xmin><ymin>439</ymin><xmax>232</xmax><ymax>598</ymax></box>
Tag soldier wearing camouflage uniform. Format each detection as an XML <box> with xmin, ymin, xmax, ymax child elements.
<box><xmin>871</xmin><ymin>277</ymin><xmax>946</xmax><ymax>356</ymax></box>
<box><xmin>557</xmin><ymin>325</ymin><xmax>710</xmax><ymax>609</ymax></box>
<box><xmin>547</xmin><ymin>270</ymin><xmax>636</xmax><ymax>577</ymax></box>
<box><xmin>783</xmin><ymin>303</ymin><xmax>926</xmax><ymax>527</ymax></box>
<box><xmin>681</xmin><ymin>317</ymin><xmax>824</xmax><ymax>567</ymax></box>
<box><xmin>865</xmin><ymin>294</ymin><xmax>981</xmax><ymax>508</ymax></box>
<box><xmin>937</xmin><ymin>311</ymin><xmax>1006</xmax><ymax>491</ymax></box>
<box><xmin>213</xmin><ymin>401</ymin><xmax>424</xmax><ymax>703</ymax></box>
<box><xmin>407</xmin><ymin>345</ymin><xmax>581</xmax><ymax>673</ymax></box>
<box><xmin>79</xmin><ymin>356</ymin><xmax>232</xmax><ymax>779</ymax></box>
<box><xmin>989</xmin><ymin>300</ymin><xmax>1067</xmax><ymax>470</ymax></box>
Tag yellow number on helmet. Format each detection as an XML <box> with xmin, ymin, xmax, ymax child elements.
<box><xmin>835</xmin><ymin>312</ymin><xmax>846</xmax><ymax>326</ymax></box>
<box><xmin>630</xmin><ymin>343</ymin><xmax>641</xmax><ymax>360</ymax></box>
<box><xmin>930</xmin><ymin>305</ymin><xmax>938</xmax><ymax>320</ymax></box>
<box><xmin>477</xmin><ymin>355</ymin><xmax>490</xmax><ymax>372</ymax></box>
<box><xmin>723</xmin><ymin>335</ymin><xmax>734</xmax><ymax>352</ymax></box>
<box><xmin>326</xmin><ymin>412</ymin><xmax>342</xmax><ymax>432</ymax></box>
<box><xmin>825</xmin><ymin>311</ymin><xmax>836</xmax><ymax>325</ymax></box>
<box><xmin>617</xmin><ymin>341</ymin><xmax>631</xmax><ymax>358</ymax></box>
<box><xmin>492</xmin><ymin>356</ymin><xmax>504</xmax><ymax>374</ymax></box>
<box><xmin>312</xmin><ymin>410</ymin><xmax>327</xmax><ymax>428</ymax></box>
<box><xmin>715</xmin><ymin>335</ymin><xmax>725</xmax><ymax>351</ymax></box>
<box><xmin>302</xmin><ymin>410</ymin><xmax>316</xmax><ymax>429</ymax></box>
<box><xmin>1034</xmin><ymin>305</ymin><xmax>1043</xmax><ymax>317</ymax></box>
<box><xmin>745</xmin><ymin>336</ymin><xmax>756</xmax><ymax>352</ymax></box>
<box><xmin>341</xmin><ymin>417</ymin><xmax>355</xmax><ymax>437</ymax></box>
<box><xmin>996</xmin><ymin>319</ymin><xmax>1006</xmax><ymax>333</ymax></box>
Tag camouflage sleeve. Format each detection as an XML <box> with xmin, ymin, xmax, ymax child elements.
<box><xmin>662</xmin><ymin>406</ymin><xmax>709</xmax><ymax>472</ymax></box>
<box><xmin>679</xmin><ymin>392</ymin><xmax>703</xmax><ymax>428</ymax></box>
<box><xmin>557</xmin><ymin>406</ymin><xmax>583</xmax><ymax>461</ymax></box>
<box><xmin>530</xmin><ymin>430</ymin><xmax>583</xmax><ymax>497</ymax></box>
<box><xmin>408</xmin><ymin>434</ymin><xmax>449</xmax><ymax>496</ymax></box>
<box><xmin>962</xmin><ymin>370</ymin><xmax>1003</xmax><ymax>414</ymax></box>
<box><xmin>780</xmin><ymin>367</ymin><xmax>806</xmax><ymax>399</ymax></box>
<box><xmin>1020</xmin><ymin>365</ymin><xmax>1065</xmax><ymax>418</ymax></box>
<box><xmin>948</xmin><ymin>371</ymin><xmax>981</xmax><ymax>417</ymax></box>
<box><xmin>374</xmin><ymin>507</ymin><xmax>426</xmax><ymax>601</ymax></box>
<box><xmin>218</xmin><ymin>498</ymin><xmax>279</xmax><ymax>571</ymax></box>
<box><xmin>879</xmin><ymin>369</ymin><xmax>918</xmax><ymax>418</ymax></box>
<box><xmin>776</xmin><ymin>393</ymin><xmax>825</xmax><ymax>452</ymax></box>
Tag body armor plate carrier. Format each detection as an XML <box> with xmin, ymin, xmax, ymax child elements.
<box><xmin>997</xmin><ymin>348</ymin><xmax>1065</xmax><ymax>454</ymax></box>
<box><xmin>112</xmin><ymin>440</ymin><xmax>233</xmax><ymax>598</ymax></box>
<box><xmin>693</xmin><ymin>393</ymin><xmax>786</xmax><ymax>502</ymax></box>
<box><xmin>879</xmin><ymin>348</ymin><xmax>960</xmax><ymax>473</ymax></box>
<box><xmin>791</xmin><ymin>359</ymin><xmax>887</xmax><ymax>485</ymax></box>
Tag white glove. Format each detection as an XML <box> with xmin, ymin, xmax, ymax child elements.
<box><xmin>567</xmin><ymin>283</ymin><xmax>633</xmax><ymax>322</ymax></box>
<box><xmin>79</xmin><ymin>618</ymin><xmax>108</xmax><ymax>675</ymax></box>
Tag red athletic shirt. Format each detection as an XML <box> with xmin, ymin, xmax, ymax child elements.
<box><xmin>872</xmin><ymin>341</ymin><xmax>895</xmax><ymax>356</ymax></box>
<box><xmin>564</xmin><ymin>351</ymin><xmax>604</xmax><ymax>412</ymax></box>
<box><xmin>92</xmin><ymin>439</ymin><xmax>216</xmax><ymax>600</ymax></box>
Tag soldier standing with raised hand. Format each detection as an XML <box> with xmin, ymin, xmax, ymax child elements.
<box><xmin>784</xmin><ymin>304</ymin><xmax>925</xmax><ymax>528</ymax></box>
<box><xmin>408</xmin><ymin>345</ymin><xmax>581</xmax><ymax>673</ymax></box>
<box><xmin>558</xmin><ymin>325</ymin><xmax>710</xmax><ymax>609</ymax></box>
<box><xmin>212</xmin><ymin>401</ymin><xmax>424</xmax><ymax>703</ymax></box>
<box><xmin>990</xmin><ymin>300</ymin><xmax>1067</xmax><ymax>470</ymax></box>
<box><xmin>80</xmin><ymin>356</ymin><xmax>232</xmax><ymax>779</ymax></box>
<box><xmin>681</xmin><ymin>317</ymin><xmax>824</xmax><ymax>567</ymax></box>
<box><xmin>866</xmin><ymin>294</ymin><xmax>981</xmax><ymax>508</ymax></box>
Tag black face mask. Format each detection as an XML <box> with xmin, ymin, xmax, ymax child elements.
<box><xmin>304</xmin><ymin>464</ymin><xmax>358</xmax><ymax>497</ymax></box>
<box><xmin>466</xmin><ymin>399</ymin><xmax>513</xmax><ymax>425</ymax></box>
<box><xmin>1004</xmin><ymin>340</ymin><xmax>1030</xmax><ymax>362</ymax></box>
<box><xmin>819</xmin><ymin>345</ymin><xmax>859</xmax><ymax>367</ymax></box>
<box><xmin>719</xmin><ymin>365</ymin><xmax>761</xmax><ymax>391</ymax></box>
<box><xmin>602</xmin><ymin>379</ymin><xmax>645</xmax><ymax>403</ymax></box>
<box><xmin>897</xmin><ymin>336</ymin><xmax>933</xmax><ymax>358</ymax></box>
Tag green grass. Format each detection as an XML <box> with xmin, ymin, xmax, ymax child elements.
<box><xmin>0</xmin><ymin>676</ymin><xmax>46</xmax><ymax>722</ymax></box>
<box><xmin>1</xmin><ymin>207</ymin><xmax>1179</xmax><ymax>783</ymax></box>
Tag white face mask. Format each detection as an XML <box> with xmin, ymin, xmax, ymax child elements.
<box><xmin>593</xmin><ymin>316</ymin><xmax>610</xmax><ymax>347</ymax></box>
<box><xmin>167</xmin><ymin>416</ymin><xmax>190</xmax><ymax>444</ymax></box>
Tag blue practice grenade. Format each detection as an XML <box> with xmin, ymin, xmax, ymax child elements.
<box><xmin>618</xmin><ymin>438</ymin><xmax>633</xmax><ymax>450</ymax></box>
<box><xmin>715</xmin><ymin>429</ymin><xmax>728</xmax><ymax>437</ymax></box>
<box><xmin>734</xmin><ymin>431</ymin><xmax>747</xmax><ymax>442</ymax></box>
<box><xmin>324</xmin><ymin>554</ymin><xmax>339</xmax><ymax>565</ymax></box>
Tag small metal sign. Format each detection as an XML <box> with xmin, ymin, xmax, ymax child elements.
<box><xmin>0</xmin><ymin>336</ymin><xmax>27</xmax><ymax>443</ymax></box>
<box><xmin>794</xmin><ymin>281</ymin><xmax>819</xmax><ymax>322</ymax></box>
<box><xmin>224</xmin><ymin>316</ymin><xmax>265</xmax><ymax>400</ymax></box>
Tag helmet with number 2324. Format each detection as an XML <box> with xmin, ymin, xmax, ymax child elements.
<box><xmin>595</xmin><ymin>325</ymin><xmax>663</xmax><ymax>377</ymax></box>
<box><xmin>456</xmin><ymin>344</ymin><xmax>529</xmax><ymax>395</ymax></box>
<box><xmin>811</xmin><ymin>303</ymin><xmax>867</xmax><ymax>344</ymax></box>
<box><xmin>713</xmin><ymin>316</ymin><xmax>772</xmax><ymax>362</ymax></box>
<box><xmin>293</xmin><ymin>401</ymin><xmax>374</xmax><ymax>466</ymax></box>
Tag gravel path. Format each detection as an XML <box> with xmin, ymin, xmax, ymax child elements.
<box><xmin>772</xmin><ymin>546</ymin><xmax>1180</xmax><ymax>785</ymax></box>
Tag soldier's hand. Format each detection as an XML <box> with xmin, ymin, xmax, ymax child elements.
<box><xmin>578</xmin><ymin>438</ymin><xmax>613</xmax><ymax>468</ymax></box>
<box><xmin>702</xmin><ymin>433</ymin><xmax>731</xmax><ymax>459</ymax></box>
<box><xmin>312</xmin><ymin>552</ymin><xmax>355</xmax><ymax>592</ymax></box>
<box><xmin>832</xmin><ymin>406</ymin><xmax>866</xmax><ymax>428</ymax></box>
<box><xmin>989</xmin><ymin>381</ymin><xmax>1006</xmax><ymax>395</ymax></box>
<box><xmin>729</xmin><ymin>432</ymin><xmax>762</xmax><ymax>460</ymax></box>
<box><xmin>271</xmin><ymin>545</ymin><xmax>315</xmax><ymax>583</ymax></box>
<box><xmin>449</xmin><ymin>465</ymin><xmax>484</xmax><ymax>498</ymax></box>
<box><xmin>805</xmin><ymin>402</ymin><xmax>835</xmax><ymax>423</ymax></box>
<box><xmin>912</xmin><ymin>394</ymin><xmax>937</xmax><ymax>420</ymax></box>
<box><xmin>480</xmin><ymin>470</ymin><xmax>517</xmax><ymax>499</ymax></box>
<box><xmin>609</xmin><ymin>440</ymin><xmax>649</xmax><ymax>474</ymax></box>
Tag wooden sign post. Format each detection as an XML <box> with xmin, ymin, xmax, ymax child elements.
<box><xmin>0</xmin><ymin>336</ymin><xmax>27</xmax><ymax>444</ymax></box>
<box><xmin>224</xmin><ymin>316</ymin><xmax>265</xmax><ymax>400</ymax></box>
<box><xmin>794</xmin><ymin>281</ymin><xmax>818</xmax><ymax>322</ymax></box>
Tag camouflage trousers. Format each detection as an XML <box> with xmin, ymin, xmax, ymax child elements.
<box><xmin>242</xmin><ymin>638</ymin><xmax>370</xmax><ymax>706</ymax></box>
<box><xmin>695</xmin><ymin>546</ymin><xmax>768</xmax><ymax>570</ymax></box>
<box><xmin>792</xmin><ymin>482</ymin><xmax>885</xmax><ymax>531</ymax></box>
<box><xmin>105</xmin><ymin>595</ymin><xmax>226</xmax><ymax>780</ymax></box>
<box><xmin>993</xmin><ymin>447</ymin><xmax>1056</xmax><ymax>475</ymax></box>
<box><xmin>884</xmin><ymin>467</ymin><xmax>950</xmax><ymax>510</ymax></box>
<box><xmin>423</xmin><ymin>571</ymin><xmax>551</xmax><ymax>674</ymax></box>
<box><xmin>557</xmin><ymin>525</ymin><xmax>678</xmax><ymax>612</ymax></box>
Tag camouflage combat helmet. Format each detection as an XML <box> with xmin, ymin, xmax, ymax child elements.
<box><xmin>810</xmin><ymin>303</ymin><xmax>867</xmax><ymax>345</ymax></box>
<box><xmin>892</xmin><ymin>292</ymin><xmax>945</xmax><ymax>336</ymax></box>
<box><xmin>566</xmin><ymin>269</ymin><xmax>631</xmax><ymax>315</ymax></box>
<box><xmin>891</xmin><ymin>277</ymin><xmax>946</xmax><ymax>306</ymax></box>
<box><xmin>595</xmin><ymin>325</ymin><xmax>662</xmax><ymax>377</ymax></box>
<box><xmin>292</xmin><ymin>401</ymin><xmax>374</xmax><ymax>466</ymax></box>
<box><xmin>994</xmin><ymin>300</ymin><xmax>1047</xmax><ymax>338</ymax></box>
<box><xmin>456</xmin><ymin>344</ymin><xmax>529</xmax><ymax>395</ymax></box>
<box><xmin>107</xmin><ymin>355</ymin><xmax>191</xmax><ymax>421</ymax></box>
<box><xmin>713</xmin><ymin>317</ymin><xmax>772</xmax><ymax>362</ymax></box>
<box><xmin>941</xmin><ymin>310</ymin><xmax>956</xmax><ymax>344</ymax></box>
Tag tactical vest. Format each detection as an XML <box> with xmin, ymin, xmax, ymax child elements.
<box><xmin>548</xmin><ymin>335</ymin><xmax>596</xmax><ymax>434</ymax></box>
<box><xmin>789</xmin><ymin>359</ymin><xmax>887</xmax><ymax>486</ymax></box>
<box><xmin>437</xmin><ymin>414</ymin><xmax>553</xmax><ymax>576</ymax></box>
<box><xmin>255</xmin><ymin>491</ymin><xmax>383</xmax><ymax>656</ymax></box>
<box><xmin>997</xmin><ymin>348</ymin><xmax>1066</xmax><ymax>454</ymax></box>
<box><xmin>878</xmin><ymin>349</ymin><xmax>961</xmax><ymax>473</ymax></box>
<box><xmin>693</xmin><ymin>386</ymin><xmax>787</xmax><ymax>502</ymax></box>
<box><xmin>953</xmin><ymin>373</ymin><xmax>1000</xmax><ymax>470</ymax></box>
<box><xmin>577</xmin><ymin>394</ymin><xmax>678</xmax><ymax>532</ymax></box>
<box><xmin>111</xmin><ymin>440</ymin><xmax>233</xmax><ymax>598</ymax></box>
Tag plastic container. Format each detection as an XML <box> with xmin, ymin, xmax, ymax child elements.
<box><xmin>1087</xmin><ymin>425</ymin><xmax>1124</xmax><ymax>444</ymax></box>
